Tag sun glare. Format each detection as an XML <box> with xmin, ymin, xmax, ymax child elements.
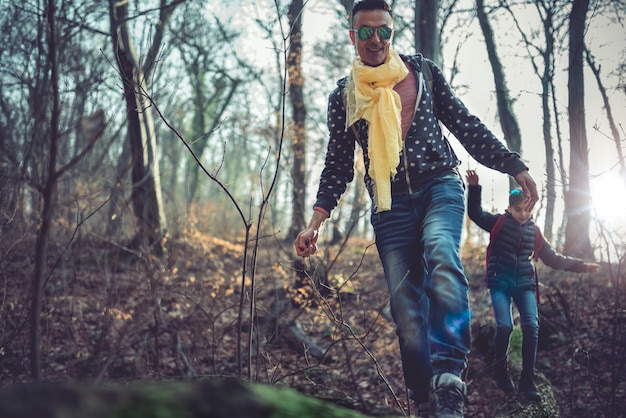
<box><xmin>589</xmin><ymin>171</ymin><xmax>626</xmax><ymax>227</ymax></box>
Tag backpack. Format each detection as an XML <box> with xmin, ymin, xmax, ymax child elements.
<box><xmin>485</xmin><ymin>214</ymin><xmax>544</xmax><ymax>300</ymax></box>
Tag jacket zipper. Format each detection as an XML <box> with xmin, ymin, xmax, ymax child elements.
<box><xmin>513</xmin><ymin>222</ymin><xmax>523</xmax><ymax>287</ymax></box>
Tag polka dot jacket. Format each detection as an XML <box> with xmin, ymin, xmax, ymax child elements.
<box><xmin>313</xmin><ymin>53</ymin><xmax>529</xmax><ymax>215</ymax></box>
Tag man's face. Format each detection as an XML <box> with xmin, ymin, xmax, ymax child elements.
<box><xmin>350</xmin><ymin>9</ymin><xmax>393</xmax><ymax>67</ymax></box>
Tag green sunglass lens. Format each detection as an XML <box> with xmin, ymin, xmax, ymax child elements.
<box><xmin>358</xmin><ymin>27</ymin><xmax>374</xmax><ymax>40</ymax></box>
<box><xmin>378</xmin><ymin>26</ymin><xmax>392</xmax><ymax>40</ymax></box>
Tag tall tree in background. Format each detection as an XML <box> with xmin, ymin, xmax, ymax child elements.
<box><xmin>29</xmin><ymin>0</ymin><xmax>106</xmax><ymax>380</ymax></box>
<box><xmin>334</xmin><ymin>0</ymin><xmax>369</xmax><ymax>239</ymax></box>
<box><xmin>532</xmin><ymin>1</ymin><xmax>560</xmax><ymax>242</ymax></box>
<box><xmin>415</xmin><ymin>0</ymin><xmax>440</xmax><ymax>64</ymax></box>
<box><xmin>501</xmin><ymin>0</ymin><xmax>570</xmax><ymax>242</ymax></box>
<box><xmin>564</xmin><ymin>0</ymin><xmax>593</xmax><ymax>258</ymax></box>
<box><xmin>30</xmin><ymin>0</ymin><xmax>61</xmax><ymax>381</ymax></box>
<box><xmin>287</xmin><ymin>0</ymin><xmax>307</xmax><ymax>240</ymax></box>
<box><xmin>109</xmin><ymin>0</ymin><xmax>176</xmax><ymax>253</ymax></box>
<box><xmin>476</xmin><ymin>0</ymin><xmax>522</xmax><ymax>191</ymax></box>
<box><xmin>169</xmin><ymin>3</ymin><xmax>242</xmax><ymax>206</ymax></box>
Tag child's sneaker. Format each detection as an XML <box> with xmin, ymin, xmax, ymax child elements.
<box><xmin>429</xmin><ymin>373</ymin><xmax>467</xmax><ymax>417</ymax></box>
<box><xmin>519</xmin><ymin>371</ymin><xmax>541</xmax><ymax>402</ymax></box>
<box><xmin>416</xmin><ymin>402</ymin><xmax>430</xmax><ymax>417</ymax></box>
<box><xmin>493</xmin><ymin>363</ymin><xmax>515</xmax><ymax>393</ymax></box>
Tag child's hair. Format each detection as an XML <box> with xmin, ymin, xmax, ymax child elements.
<box><xmin>509</xmin><ymin>189</ymin><xmax>525</xmax><ymax>206</ymax></box>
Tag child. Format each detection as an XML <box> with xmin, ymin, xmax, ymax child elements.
<box><xmin>465</xmin><ymin>170</ymin><xmax>599</xmax><ymax>401</ymax></box>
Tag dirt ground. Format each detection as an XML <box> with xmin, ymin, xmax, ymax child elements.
<box><xmin>0</xmin><ymin>232</ymin><xmax>623</xmax><ymax>417</ymax></box>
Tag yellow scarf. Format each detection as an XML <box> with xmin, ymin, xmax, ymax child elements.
<box><xmin>346</xmin><ymin>49</ymin><xmax>408</xmax><ymax>212</ymax></box>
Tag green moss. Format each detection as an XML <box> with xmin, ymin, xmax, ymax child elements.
<box><xmin>253</xmin><ymin>384</ymin><xmax>378</xmax><ymax>418</ymax></box>
<box><xmin>110</xmin><ymin>384</ymin><xmax>193</xmax><ymax>418</ymax></box>
<box><xmin>509</xmin><ymin>326</ymin><xmax>523</xmax><ymax>364</ymax></box>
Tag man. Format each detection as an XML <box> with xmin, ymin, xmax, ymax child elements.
<box><xmin>294</xmin><ymin>1</ymin><xmax>538</xmax><ymax>416</ymax></box>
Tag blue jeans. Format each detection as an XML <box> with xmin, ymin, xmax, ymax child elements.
<box><xmin>371</xmin><ymin>174</ymin><xmax>471</xmax><ymax>403</ymax></box>
<box><xmin>490</xmin><ymin>287</ymin><xmax>539</xmax><ymax>374</ymax></box>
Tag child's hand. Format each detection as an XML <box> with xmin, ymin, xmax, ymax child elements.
<box><xmin>582</xmin><ymin>263</ymin><xmax>600</xmax><ymax>273</ymax></box>
<box><xmin>466</xmin><ymin>170</ymin><xmax>479</xmax><ymax>186</ymax></box>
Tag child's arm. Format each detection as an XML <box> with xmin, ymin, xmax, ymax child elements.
<box><xmin>580</xmin><ymin>262</ymin><xmax>600</xmax><ymax>273</ymax></box>
<box><xmin>466</xmin><ymin>170</ymin><xmax>479</xmax><ymax>186</ymax></box>
<box><xmin>537</xmin><ymin>240</ymin><xmax>600</xmax><ymax>273</ymax></box>
<box><xmin>465</xmin><ymin>170</ymin><xmax>498</xmax><ymax>231</ymax></box>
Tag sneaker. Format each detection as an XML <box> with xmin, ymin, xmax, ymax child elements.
<box><xmin>493</xmin><ymin>364</ymin><xmax>515</xmax><ymax>393</ymax></box>
<box><xmin>410</xmin><ymin>389</ymin><xmax>430</xmax><ymax>417</ymax></box>
<box><xmin>430</xmin><ymin>373</ymin><xmax>467</xmax><ymax>418</ymax></box>
<box><xmin>519</xmin><ymin>371</ymin><xmax>541</xmax><ymax>402</ymax></box>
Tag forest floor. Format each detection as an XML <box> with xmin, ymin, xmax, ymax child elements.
<box><xmin>0</xmin><ymin>231</ymin><xmax>624</xmax><ymax>417</ymax></box>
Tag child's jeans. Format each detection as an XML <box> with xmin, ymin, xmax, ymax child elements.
<box><xmin>490</xmin><ymin>287</ymin><xmax>539</xmax><ymax>374</ymax></box>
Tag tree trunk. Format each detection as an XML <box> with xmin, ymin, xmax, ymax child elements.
<box><xmin>287</xmin><ymin>0</ymin><xmax>307</xmax><ymax>240</ymax></box>
<box><xmin>539</xmin><ymin>3</ymin><xmax>558</xmax><ymax>242</ymax></box>
<box><xmin>109</xmin><ymin>0</ymin><xmax>168</xmax><ymax>254</ymax></box>
<box><xmin>564</xmin><ymin>0</ymin><xmax>593</xmax><ymax>258</ymax></box>
<box><xmin>476</xmin><ymin>0</ymin><xmax>522</xmax><ymax>191</ymax></box>
<box><xmin>415</xmin><ymin>0</ymin><xmax>440</xmax><ymax>64</ymax></box>
<box><xmin>30</xmin><ymin>0</ymin><xmax>60</xmax><ymax>381</ymax></box>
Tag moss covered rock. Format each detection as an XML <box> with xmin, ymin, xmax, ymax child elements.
<box><xmin>0</xmin><ymin>378</ymin><xmax>398</xmax><ymax>418</ymax></box>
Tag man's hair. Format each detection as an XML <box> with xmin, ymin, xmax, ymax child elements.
<box><xmin>352</xmin><ymin>0</ymin><xmax>393</xmax><ymax>24</ymax></box>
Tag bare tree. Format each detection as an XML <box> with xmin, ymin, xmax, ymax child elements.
<box><xmin>500</xmin><ymin>0</ymin><xmax>570</xmax><ymax>241</ymax></box>
<box><xmin>530</xmin><ymin>0</ymin><xmax>561</xmax><ymax>242</ymax></box>
<box><xmin>415</xmin><ymin>0</ymin><xmax>440</xmax><ymax>63</ymax></box>
<box><xmin>287</xmin><ymin>0</ymin><xmax>307</xmax><ymax>240</ymax></box>
<box><xmin>30</xmin><ymin>0</ymin><xmax>62</xmax><ymax>381</ymax></box>
<box><xmin>108</xmin><ymin>0</ymin><xmax>179</xmax><ymax>254</ymax></box>
<box><xmin>585</xmin><ymin>46</ymin><xmax>626</xmax><ymax>187</ymax></box>
<box><xmin>563</xmin><ymin>0</ymin><xmax>593</xmax><ymax>258</ymax></box>
<box><xmin>30</xmin><ymin>0</ymin><xmax>106</xmax><ymax>380</ymax></box>
<box><xmin>168</xmin><ymin>3</ymin><xmax>245</xmax><ymax>206</ymax></box>
<box><xmin>476</xmin><ymin>0</ymin><xmax>522</xmax><ymax>192</ymax></box>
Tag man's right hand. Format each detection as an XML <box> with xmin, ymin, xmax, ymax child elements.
<box><xmin>294</xmin><ymin>228</ymin><xmax>318</xmax><ymax>257</ymax></box>
<box><xmin>294</xmin><ymin>209</ymin><xmax>329</xmax><ymax>257</ymax></box>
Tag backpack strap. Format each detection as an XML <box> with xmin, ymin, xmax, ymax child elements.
<box><xmin>532</xmin><ymin>224</ymin><xmax>544</xmax><ymax>302</ymax></box>
<box><xmin>489</xmin><ymin>214</ymin><xmax>507</xmax><ymax>244</ymax></box>
<box><xmin>421</xmin><ymin>58</ymin><xmax>434</xmax><ymax>94</ymax></box>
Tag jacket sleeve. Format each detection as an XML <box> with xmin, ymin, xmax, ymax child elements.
<box><xmin>427</xmin><ymin>60</ymin><xmax>528</xmax><ymax>177</ymax></box>
<box><xmin>313</xmin><ymin>86</ymin><xmax>356</xmax><ymax>215</ymax></box>
<box><xmin>467</xmin><ymin>184</ymin><xmax>499</xmax><ymax>232</ymax></box>
<box><xmin>537</xmin><ymin>240</ymin><xmax>586</xmax><ymax>272</ymax></box>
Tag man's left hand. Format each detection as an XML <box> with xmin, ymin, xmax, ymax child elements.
<box><xmin>514</xmin><ymin>170</ymin><xmax>539</xmax><ymax>211</ymax></box>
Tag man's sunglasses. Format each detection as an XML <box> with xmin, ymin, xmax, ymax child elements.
<box><xmin>351</xmin><ymin>25</ymin><xmax>393</xmax><ymax>41</ymax></box>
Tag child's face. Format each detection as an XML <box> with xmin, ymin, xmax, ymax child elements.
<box><xmin>507</xmin><ymin>202</ymin><xmax>533</xmax><ymax>225</ymax></box>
